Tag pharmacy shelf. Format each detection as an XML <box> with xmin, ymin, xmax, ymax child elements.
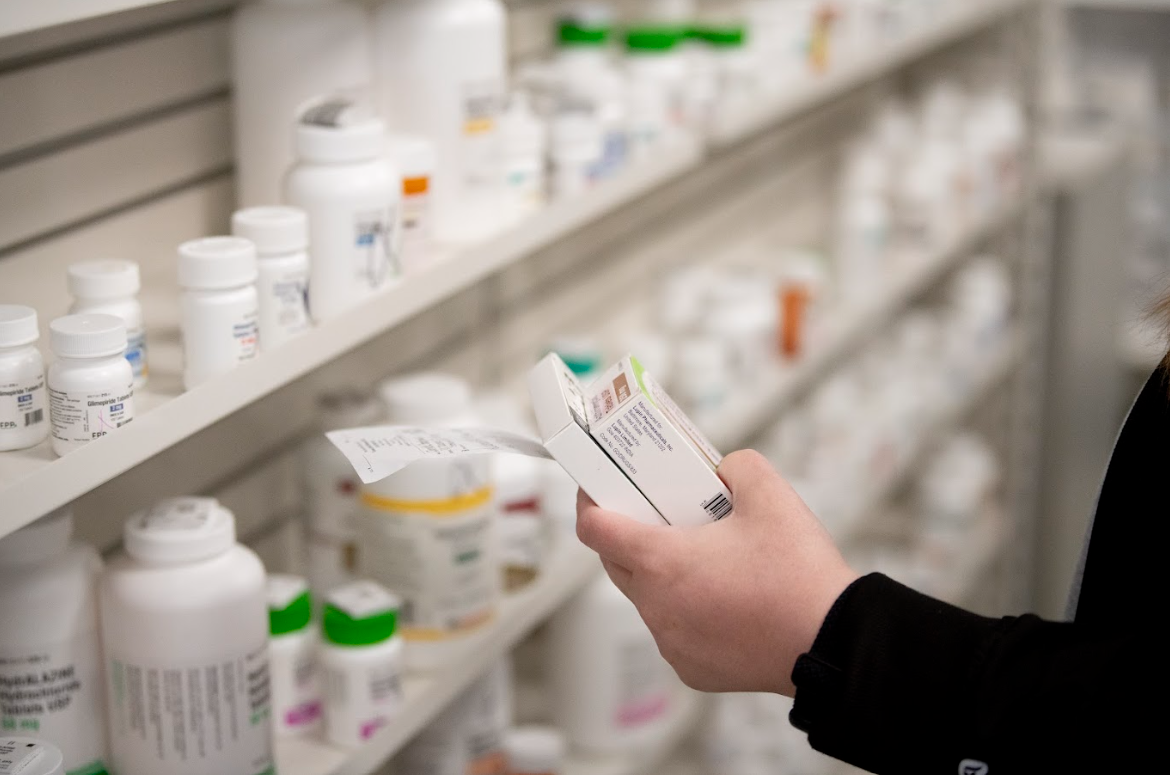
<box><xmin>564</xmin><ymin>691</ymin><xmax>705</xmax><ymax>775</ymax></box>
<box><xmin>276</xmin><ymin>538</ymin><xmax>601</xmax><ymax>775</ymax></box>
<box><xmin>707</xmin><ymin>0</ymin><xmax>1032</xmax><ymax>148</ymax></box>
<box><xmin>0</xmin><ymin>140</ymin><xmax>703</xmax><ymax>539</ymax></box>
<box><xmin>0</xmin><ymin>0</ymin><xmax>180</xmax><ymax>39</ymax></box>
<box><xmin>697</xmin><ymin>198</ymin><xmax>1023</xmax><ymax>452</ymax></box>
<box><xmin>1064</xmin><ymin>0</ymin><xmax>1170</xmax><ymax>10</ymax></box>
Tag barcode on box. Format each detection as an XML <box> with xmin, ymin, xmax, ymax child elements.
<box><xmin>701</xmin><ymin>493</ymin><xmax>732</xmax><ymax>521</ymax></box>
<box><xmin>23</xmin><ymin>409</ymin><xmax>43</xmax><ymax>427</ymax></box>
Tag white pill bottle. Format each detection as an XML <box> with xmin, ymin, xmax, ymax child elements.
<box><xmin>231</xmin><ymin>206</ymin><xmax>311</xmax><ymax>351</ymax></box>
<box><xmin>67</xmin><ymin>260</ymin><xmax>148</xmax><ymax>388</ymax></box>
<box><xmin>357</xmin><ymin>373</ymin><xmax>499</xmax><ymax>670</ymax></box>
<box><xmin>284</xmin><ymin>100</ymin><xmax>401</xmax><ymax>324</ymax></box>
<box><xmin>267</xmin><ymin>574</ymin><xmax>322</xmax><ymax>738</ymax></box>
<box><xmin>0</xmin><ymin>509</ymin><xmax>108</xmax><ymax>775</ymax></box>
<box><xmin>547</xmin><ymin>573</ymin><xmax>676</xmax><ymax>754</ymax></box>
<box><xmin>0</xmin><ymin>305</ymin><xmax>49</xmax><ymax>452</ymax></box>
<box><xmin>47</xmin><ymin>314</ymin><xmax>134</xmax><ymax>457</ymax></box>
<box><xmin>100</xmin><ymin>497</ymin><xmax>273</xmax><ymax>775</ymax></box>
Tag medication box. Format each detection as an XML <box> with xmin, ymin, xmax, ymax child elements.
<box><xmin>528</xmin><ymin>353</ymin><xmax>732</xmax><ymax>528</ymax></box>
<box><xmin>585</xmin><ymin>355</ymin><xmax>732</xmax><ymax>526</ymax></box>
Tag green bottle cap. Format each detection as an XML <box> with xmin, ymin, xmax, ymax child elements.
<box><xmin>267</xmin><ymin>575</ymin><xmax>313</xmax><ymax>636</ymax></box>
<box><xmin>625</xmin><ymin>26</ymin><xmax>685</xmax><ymax>52</ymax></box>
<box><xmin>694</xmin><ymin>25</ymin><xmax>747</xmax><ymax>47</ymax></box>
<box><xmin>558</xmin><ymin>20</ymin><xmax>610</xmax><ymax>46</ymax></box>
<box><xmin>323</xmin><ymin>581</ymin><xmax>400</xmax><ymax>647</ymax></box>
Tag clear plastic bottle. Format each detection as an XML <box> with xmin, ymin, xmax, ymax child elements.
<box><xmin>47</xmin><ymin>314</ymin><xmax>134</xmax><ymax>457</ymax></box>
<box><xmin>0</xmin><ymin>509</ymin><xmax>107</xmax><ymax>775</ymax></box>
<box><xmin>177</xmin><ymin>236</ymin><xmax>261</xmax><ymax>389</ymax></box>
<box><xmin>231</xmin><ymin>206</ymin><xmax>311</xmax><ymax>350</ymax></box>
<box><xmin>100</xmin><ymin>497</ymin><xmax>272</xmax><ymax>775</ymax></box>
<box><xmin>0</xmin><ymin>305</ymin><xmax>49</xmax><ymax>451</ymax></box>
<box><xmin>358</xmin><ymin>373</ymin><xmax>498</xmax><ymax>670</ymax></box>
<box><xmin>67</xmin><ymin>260</ymin><xmax>148</xmax><ymax>388</ymax></box>
<box><xmin>267</xmin><ymin>574</ymin><xmax>322</xmax><ymax>738</ymax></box>
<box><xmin>284</xmin><ymin>100</ymin><xmax>400</xmax><ymax>324</ymax></box>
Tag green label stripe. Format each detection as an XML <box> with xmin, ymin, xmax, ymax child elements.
<box><xmin>67</xmin><ymin>761</ymin><xmax>109</xmax><ymax>775</ymax></box>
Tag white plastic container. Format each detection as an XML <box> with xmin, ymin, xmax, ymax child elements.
<box><xmin>303</xmin><ymin>390</ymin><xmax>385</xmax><ymax>598</ymax></box>
<box><xmin>231</xmin><ymin>206</ymin><xmax>311</xmax><ymax>350</ymax></box>
<box><xmin>462</xmin><ymin>660</ymin><xmax>511</xmax><ymax>775</ymax></box>
<box><xmin>177</xmin><ymin>236</ymin><xmax>261</xmax><ymax>390</ymax></box>
<box><xmin>267</xmin><ymin>574</ymin><xmax>322</xmax><ymax>737</ymax></box>
<box><xmin>387</xmin><ymin>134</ymin><xmax>437</xmax><ymax>275</ymax></box>
<box><xmin>835</xmin><ymin>143</ymin><xmax>891</xmax><ymax>304</ymax></box>
<box><xmin>673</xmin><ymin>336</ymin><xmax>730</xmax><ymax>413</ymax></box>
<box><xmin>0</xmin><ymin>739</ymin><xmax>65</xmax><ymax>775</ymax></box>
<box><xmin>555</xmin><ymin>18</ymin><xmax>628</xmax><ymax>177</ymax></box>
<box><xmin>550</xmin><ymin>109</ymin><xmax>604</xmax><ymax>199</ymax></box>
<box><xmin>47</xmin><ymin>314</ymin><xmax>134</xmax><ymax>457</ymax></box>
<box><xmin>230</xmin><ymin>0</ymin><xmax>373</xmax><ymax>207</ymax></box>
<box><xmin>0</xmin><ymin>305</ymin><xmax>49</xmax><ymax>452</ymax></box>
<box><xmin>625</xmin><ymin>27</ymin><xmax>688</xmax><ymax>132</ymax></box>
<box><xmin>372</xmin><ymin>0</ymin><xmax>507</xmax><ymax>243</ymax></box>
<box><xmin>504</xmin><ymin>726</ymin><xmax>566</xmax><ymax>775</ymax></box>
<box><xmin>100</xmin><ymin>497</ymin><xmax>272</xmax><ymax>775</ymax></box>
<box><xmin>320</xmin><ymin>581</ymin><xmax>404</xmax><ymax>746</ymax></box>
<box><xmin>358</xmin><ymin>373</ymin><xmax>498</xmax><ymax>671</ymax></box>
<box><xmin>67</xmin><ymin>260</ymin><xmax>148</xmax><ymax>388</ymax></box>
<box><xmin>499</xmin><ymin>94</ymin><xmax>548</xmax><ymax>219</ymax></box>
<box><xmin>548</xmin><ymin>573</ymin><xmax>675</xmax><ymax>754</ymax></box>
<box><xmin>284</xmin><ymin>101</ymin><xmax>400</xmax><ymax>324</ymax></box>
<box><xmin>0</xmin><ymin>510</ymin><xmax>107</xmax><ymax>775</ymax></box>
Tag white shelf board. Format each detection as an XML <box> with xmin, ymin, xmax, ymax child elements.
<box><xmin>276</xmin><ymin>538</ymin><xmax>601</xmax><ymax>775</ymax></box>
<box><xmin>697</xmin><ymin>197</ymin><xmax>1023</xmax><ymax>452</ymax></box>
<box><xmin>0</xmin><ymin>0</ymin><xmax>178</xmax><ymax>39</ymax></box>
<box><xmin>1064</xmin><ymin>0</ymin><xmax>1170</xmax><ymax>10</ymax></box>
<box><xmin>564</xmin><ymin>691</ymin><xmax>705</xmax><ymax>775</ymax></box>
<box><xmin>0</xmin><ymin>140</ymin><xmax>702</xmax><ymax>539</ymax></box>
<box><xmin>707</xmin><ymin>0</ymin><xmax>1032</xmax><ymax>148</ymax></box>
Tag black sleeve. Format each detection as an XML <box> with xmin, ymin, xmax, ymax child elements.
<box><xmin>788</xmin><ymin>573</ymin><xmax>1156</xmax><ymax>774</ymax></box>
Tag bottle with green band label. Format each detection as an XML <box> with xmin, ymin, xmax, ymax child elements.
<box><xmin>320</xmin><ymin>581</ymin><xmax>404</xmax><ymax>746</ymax></box>
<box><xmin>267</xmin><ymin>575</ymin><xmax>322</xmax><ymax>737</ymax></box>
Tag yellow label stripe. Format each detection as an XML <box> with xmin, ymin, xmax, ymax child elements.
<box><xmin>361</xmin><ymin>486</ymin><xmax>494</xmax><ymax>515</ymax></box>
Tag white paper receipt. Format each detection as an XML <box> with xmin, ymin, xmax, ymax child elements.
<box><xmin>327</xmin><ymin>425</ymin><xmax>552</xmax><ymax>484</ymax></box>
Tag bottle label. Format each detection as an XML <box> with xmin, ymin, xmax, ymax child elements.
<box><xmin>353</xmin><ymin>206</ymin><xmax>399</xmax><ymax>291</ymax></box>
<box><xmin>614</xmin><ymin>638</ymin><xmax>671</xmax><ymax>729</ymax></box>
<box><xmin>233</xmin><ymin>309</ymin><xmax>260</xmax><ymax>363</ymax></box>
<box><xmin>324</xmin><ymin>660</ymin><xmax>401</xmax><ymax>741</ymax></box>
<box><xmin>0</xmin><ymin>632</ymin><xmax>109</xmax><ymax>775</ymax></box>
<box><xmin>399</xmin><ymin>179</ymin><xmax>431</xmax><ymax>274</ymax></box>
<box><xmin>106</xmin><ymin>644</ymin><xmax>272</xmax><ymax>775</ymax></box>
<box><xmin>258</xmin><ymin>266</ymin><xmax>310</xmax><ymax>345</ymax></box>
<box><xmin>360</xmin><ymin>477</ymin><xmax>497</xmax><ymax>642</ymax></box>
<box><xmin>462</xmin><ymin>80</ymin><xmax>503</xmax><ymax>195</ymax></box>
<box><xmin>274</xmin><ymin>641</ymin><xmax>321</xmax><ymax>735</ymax></box>
<box><xmin>0</xmin><ymin>376</ymin><xmax>46</xmax><ymax>434</ymax></box>
<box><xmin>48</xmin><ymin>382</ymin><xmax>133</xmax><ymax>444</ymax></box>
<box><xmin>124</xmin><ymin>328</ymin><xmax>148</xmax><ymax>385</ymax></box>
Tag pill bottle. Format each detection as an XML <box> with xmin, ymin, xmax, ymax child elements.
<box><xmin>701</xmin><ymin>25</ymin><xmax>756</xmax><ymax>106</ymax></box>
<box><xmin>0</xmin><ymin>509</ymin><xmax>108</xmax><ymax>775</ymax></box>
<box><xmin>0</xmin><ymin>739</ymin><xmax>65</xmax><ymax>775</ymax></box>
<box><xmin>625</xmin><ymin>27</ymin><xmax>688</xmax><ymax>131</ymax></box>
<box><xmin>100</xmin><ymin>497</ymin><xmax>272</xmax><ymax>775</ymax></box>
<box><xmin>230</xmin><ymin>0</ymin><xmax>372</xmax><ymax>207</ymax></box>
<box><xmin>703</xmin><ymin>275</ymin><xmax>777</xmax><ymax>379</ymax></box>
<box><xmin>358</xmin><ymin>373</ymin><xmax>499</xmax><ymax>670</ymax></box>
<box><xmin>673</xmin><ymin>335</ymin><xmax>730</xmax><ymax>413</ymax></box>
<box><xmin>47</xmin><ymin>314</ymin><xmax>134</xmax><ymax>457</ymax></box>
<box><xmin>463</xmin><ymin>660</ymin><xmax>512</xmax><ymax>775</ymax></box>
<box><xmin>835</xmin><ymin>143</ymin><xmax>891</xmax><ymax>305</ymax></box>
<box><xmin>387</xmin><ymin>134</ymin><xmax>437</xmax><ymax>276</ymax></box>
<box><xmin>320</xmin><ymin>580</ymin><xmax>404</xmax><ymax>746</ymax></box>
<box><xmin>285</xmin><ymin>100</ymin><xmax>400</xmax><ymax>324</ymax></box>
<box><xmin>231</xmin><ymin>206</ymin><xmax>311</xmax><ymax>351</ymax></box>
<box><xmin>303</xmin><ymin>390</ymin><xmax>385</xmax><ymax>598</ymax></box>
<box><xmin>267</xmin><ymin>574</ymin><xmax>322</xmax><ymax>737</ymax></box>
<box><xmin>372</xmin><ymin>0</ymin><xmax>507</xmax><ymax>244</ymax></box>
<box><xmin>500</xmin><ymin>509</ymin><xmax>543</xmax><ymax>592</ymax></box>
<box><xmin>499</xmin><ymin>93</ymin><xmax>548</xmax><ymax>220</ymax></box>
<box><xmin>394</xmin><ymin>701</ymin><xmax>468</xmax><ymax>775</ymax></box>
<box><xmin>504</xmin><ymin>726</ymin><xmax>566</xmax><ymax>775</ymax></box>
<box><xmin>0</xmin><ymin>305</ymin><xmax>49</xmax><ymax>452</ymax></box>
<box><xmin>776</xmin><ymin>252</ymin><xmax>827</xmax><ymax>361</ymax></box>
<box><xmin>550</xmin><ymin>109</ymin><xmax>604</xmax><ymax>200</ymax></box>
<box><xmin>625</xmin><ymin>70</ymin><xmax>672</xmax><ymax>162</ymax></box>
<box><xmin>177</xmin><ymin>236</ymin><xmax>260</xmax><ymax>390</ymax></box>
<box><xmin>548</xmin><ymin>573</ymin><xmax>675</xmax><ymax>754</ymax></box>
<box><xmin>555</xmin><ymin>17</ymin><xmax>628</xmax><ymax>177</ymax></box>
<box><xmin>67</xmin><ymin>260</ymin><xmax>148</xmax><ymax>388</ymax></box>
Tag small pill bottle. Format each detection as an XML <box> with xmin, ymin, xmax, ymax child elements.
<box><xmin>550</xmin><ymin>109</ymin><xmax>603</xmax><ymax>200</ymax></box>
<box><xmin>0</xmin><ymin>738</ymin><xmax>65</xmax><ymax>775</ymax></box>
<box><xmin>504</xmin><ymin>726</ymin><xmax>566</xmax><ymax>775</ymax></box>
<box><xmin>47</xmin><ymin>313</ymin><xmax>134</xmax><ymax>457</ymax></box>
<box><xmin>177</xmin><ymin>236</ymin><xmax>260</xmax><ymax>390</ymax></box>
<box><xmin>0</xmin><ymin>305</ymin><xmax>49</xmax><ymax>451</ymax></box>
<box><xmin>320</xmin><ymin>580</ymin><xmax>405</xmax><ymax>747</ymax></box>
<box><xmin>231</xmin><ymin>206</ymin><xmax>311</xmax><ymax>351</ymax></box>
<box><xmin>500</xmin><ymin>512</ymin><xmax>543</xmax><ymax>592</ymax></box>
<box><xmin>267</xmin><ymin>574</ymin><xmax>322</xmax><ymax>737</ymax></box>
<box><xmin>387</xmin><ymin>134</ymin><xmax>436</xmax><ymax>275</ymax></box>
<box><xmin>67</xmin><ymin>260</ymin><xmax>148</xmax><ymax>388</ymax></box>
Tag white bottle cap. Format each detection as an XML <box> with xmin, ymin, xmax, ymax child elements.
<box><xmin>0</xmin><ymin>305</ymin><xmax>39</xmax><ymax>347</ymax></box>
<box><xmin>66</xmin><ymin>259</ymin><xmax>141</xmax><ymax>301</ymax></box>
<box><xmin>0</xmin><ymin>738</ymin><xmax>66</xmax><ymax>775</ymax></box>
<box><xmin>317</xmin><ymin>390</ymin><xmax>385</xmax><ymax>432</ymax></box>
<box><xmin>295</xmin><ymin>99</ymin><xmax>386</xmax><ymax>164</ymax></box>
<box><xmin>503</xmin><ymin>726</ymin><xmax>567</xmax><ymax>774</ymax></box>
<box><xmin>231</xmin><ymin>206</ymin><xmax>309</xmax><ymax>256</ymax></box>
<box><xmin>50</xmin><ymin>313</ymin><xmax>126</xmax><ymax>358</ymax></box>
<box><xmin>178</xmin><ymin>236</ymin><xmax>259</xmax><ymax>290</ymax></box>
<box><xmin>0</xmin><ymin>508</ymin><xmax>73</xmax><ymax>567</ymax></box>
<box><xmin>124</xmin><ymin>497</ymin><xmax>236</xmax><ymax>565</ymax></box>
<box><xmin>386</xmin><ymin>134</ymin><xmax>437</xmax><ymax>179</ymax></box>
<box><xmin>379</xmin><ymin>373</ymin><xmax>472</xmax><ymax>425</ymax></box>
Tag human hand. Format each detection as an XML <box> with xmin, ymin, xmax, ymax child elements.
<box><xmin>576</xmin><ymin>449</ymin><xmax>859</xmax><ymax>697</ymax></box>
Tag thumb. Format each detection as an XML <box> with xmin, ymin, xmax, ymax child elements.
<box><xmin>717</xmin><ymin>449</ymin><xmax>790</xmax><ymax>514</ymax></box>
<box><xmin>576</xmin><ymin>489</ymin><xmax>664</xmax><ymax>571</ymax></box>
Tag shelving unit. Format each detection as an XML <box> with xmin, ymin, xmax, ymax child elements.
<box><xmin>1063</xmin><ymin>0</ymin><xmax>1170</xmax><ymax>10</ymax></box>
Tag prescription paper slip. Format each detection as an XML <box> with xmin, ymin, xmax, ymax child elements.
<box><xmin>326</xmin><ymin>426</ymin><xmax>551</xmax><ymax>484</ymax></box>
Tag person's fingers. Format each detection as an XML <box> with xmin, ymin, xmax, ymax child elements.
<box><xmin>576</xmin><ymin>497</ymin><xmax>663</xmax><ymax>570</ymax></box>
<box><xmin>716</xmin><ymin>449</ymin><xmax>794</xmax><ymax>516</ymax></box>
<box><xmin>600</xmin><ymin>558</ymin><xmax>635</xmax><ymax>598</ymax></box>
